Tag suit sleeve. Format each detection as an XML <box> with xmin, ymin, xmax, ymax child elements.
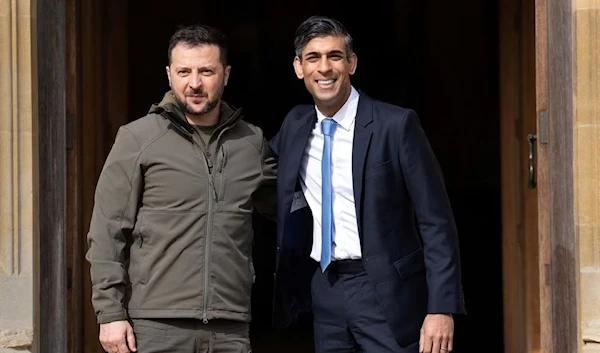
<box><xmin>252</xmin><ymin>137</ymin><xmax>278</xmax><ymax>221</ymax></box>
<box><xmin>398</xmin><ymin>110</ymin><xmax>465</xmax><ymax>315</ymax></box>
<box><xmin>268</xmin><ymin>125</ymin><xmax>282</xmax><ymax>159</ymax></box>
<box><xmin>253</xmin><ymin>116</ymin><xmax>285</xmax><ymax>219</ymax></box>
<box><xmin>86</xmin><ymin>126</ymin><xmax>144</xmax><ymax>324</ymax></box>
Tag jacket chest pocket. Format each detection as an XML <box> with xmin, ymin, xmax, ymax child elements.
<box><xmin>216</xmin><ymin>144</ymin><xmax>228</xmax><ymax>201</ymax></box>
<box><xmin>216</xmin><ymin>143</ymin><xmax>261</xmax><ymax>207</ymax></box>
<box><xmin>365</xmin><ymin>159</ymin><xmax>392</xmax><ymax>180</ymax></box>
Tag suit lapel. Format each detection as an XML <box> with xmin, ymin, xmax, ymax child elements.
<box><xmin>352</xmin><ymin>94</ymin><xmax>373</xmax><ymax>235</ymax></box>
<box><xmin>285</xmin><ymin>109</ymin><xmax>316</xmax><ymax>208</ymax></box>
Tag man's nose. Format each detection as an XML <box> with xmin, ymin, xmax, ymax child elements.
<box><xmin>317</xmin><ymin>57</ymin><xmax>332</xmax><ymax>73</ymax></box>
<box><xmin>188</xmin><ymin>72</ymin><xmax>202</xmax><ymax>88</ymax></box>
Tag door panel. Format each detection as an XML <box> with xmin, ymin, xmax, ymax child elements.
<box><xmin>499</xmin><ymin>0</ymin><xmax>541</xmax><ymax>352</ymax></box>
<box><xmin>66</xmin><ymin>1</ymin><xmax>129</xmax><ymax>352</ymax></box>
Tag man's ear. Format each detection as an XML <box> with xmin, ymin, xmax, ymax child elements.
<box><xmin>224</xmin><ymin>65</ymin><xmax>231</xmax><ymax>86</ymax></box>
<box><xmin>166</xmin><ymin>66</ymin><xmax>171</xmax><ymax>87</ymax></box>
<box><xmin>349</xmin><ymin>53</ymin><xmax>358</xmax><ymax>75</ymax></box>
<box><xmin>293</xmin><ymin>57</ymin><xmax>304</xmax><ymax>79</ymax></box>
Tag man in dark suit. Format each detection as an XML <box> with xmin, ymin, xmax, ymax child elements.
<box><xmin>270</xmin><ymin>15</ymin><xmax>466</xmax><ymax>353</ymax></box>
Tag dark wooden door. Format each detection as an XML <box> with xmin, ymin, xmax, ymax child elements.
<box><xmin>66</xmin><ymin>1</ymin><xmax>130</xmax><ymax>352</ymax></box>
<box><xmin>499</xmin><ymin>0</ymin><xmax>541</xmax><ymax>352</ymax></box>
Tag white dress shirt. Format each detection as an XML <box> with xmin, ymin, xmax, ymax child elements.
<box><xmin>299</xmin><ymin>86</ymin><xmax>362</xmax><ymax>262</ymax></box>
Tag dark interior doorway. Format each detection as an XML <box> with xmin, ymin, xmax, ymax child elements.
<box><xmin>126</xmin><ymin>1</ymin><xmax>503</xmax><ymax>352</ymax></box>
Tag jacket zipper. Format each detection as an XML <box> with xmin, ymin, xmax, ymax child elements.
<box><xmin>201</xmin><ymin>124</ymin><xmax>238</xmax><ymax>323</ymax></box>
<box><xmin>203</xmin><ymin>151</ymin><xmax>214</xmax><ymax>324</ymax></box>
<box><xmin>167</xmin><ymin>121</ymin><xmax>215</xmax><ymax>324</ymax></box>
<box><xmin>164</xmin><ymin>110</ymin><xmax>238</xmax><ymax>324</ymax></box>
<box><xmin>194</xmin><ymin>135</ymin><xmax>218</xmax><ymax>324</ymax></box>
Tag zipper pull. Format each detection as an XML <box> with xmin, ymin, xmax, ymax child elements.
<box><xmin>209</xmin><ymin>178</ymin><xmax>218</xmax><ymax>201</ymax></box>
<box><xmin>218</xmin><ymin>147</ymin><xmax>226</xmax><ymax>173</ymax></box>
<box><xmin>206</xmin><ymin>154</ymin><xmax>213</xmax><ymax>174</ymax></box>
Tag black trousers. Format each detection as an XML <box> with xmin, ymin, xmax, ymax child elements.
<box><xmin>311</xmin><ymin>260</ymin><xmax>419</xmax><ymax>353</ymax></box>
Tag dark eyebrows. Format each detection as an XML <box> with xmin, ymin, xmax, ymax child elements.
<box><xmin>303</xmin><ymin>49</ymin><xmax>345</xmax><ymax>58</ymax></box>
<box><xmin>173</xmin><ymin>65</ymin><xmax>216</xmax><ymax>71</ymax></box>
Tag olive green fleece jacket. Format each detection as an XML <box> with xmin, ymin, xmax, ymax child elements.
<box><xmin>86</xmin><ymin>91</ymin><xmax>277</xmax><ymax>324</ymax></box>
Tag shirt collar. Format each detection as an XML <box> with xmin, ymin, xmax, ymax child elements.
<box><xmin>315</xmin><ymin>86</ymin><xmax>359</xmax><ymax>131</ymax></box>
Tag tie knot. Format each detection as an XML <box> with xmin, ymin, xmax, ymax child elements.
<box><xmin>321</xmin><ymin>118</ymin><xmax>337</xmax><ymax>136</ymax></box>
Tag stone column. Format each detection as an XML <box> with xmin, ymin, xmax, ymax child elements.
<box><xmin>0</xmin><ymin>0</ymin><xmax>34</xmax><ymax>352</ymax></box>
<box><xmin>576</xmin><ymin>1</ymin><xmax>600</xmax><ymax>352</ymax></box>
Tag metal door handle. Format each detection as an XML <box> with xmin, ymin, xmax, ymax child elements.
<box><xmin>527</xmin><ymin>134</ymin><xmax>537</xmax><ymax>189</ymax></box>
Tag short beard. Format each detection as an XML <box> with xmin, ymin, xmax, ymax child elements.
<box><xmin>182</xmin><ymin>96</ymin><xmax>219</xmax><ymax>116</ymax></box>
<box><xmin>174</xmin><ymin>85</ymin><xmax>224</xmax><ymax>117</ymax></box>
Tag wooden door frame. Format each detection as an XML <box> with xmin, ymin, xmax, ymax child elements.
<box><xmin>35</xmin><ymin>0</ymin><xmax>68</xmax><ymax>352</ymax></box>
<box><xmin>36</xmin><ymin>0</ymin><xmax>130</xmax><ymax>352</ymax></box>
<box><xmin>500</xmin><ymin>0</ymin><xmax>577</xmax><ymax>352</ymax></box>
<box><xmin>537</xmin><ymin>0</ymin><xmax>578</xmax><ymax>352</ymax></box>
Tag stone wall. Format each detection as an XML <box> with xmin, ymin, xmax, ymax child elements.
<box><xmin>576</xmin><ymin>0</ymin><xmax>600</xmax><ymax>352</ymax></box>
<box><xmin>0</xmin><ymin>0</ymin><xmax>34</xmax><ymax>352</ymax></box>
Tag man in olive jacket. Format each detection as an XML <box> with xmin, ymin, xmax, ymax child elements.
<box><xmin>86</xmin><ymin>24</ymin><xmax>275</xmax><ymax>353</ymax></box>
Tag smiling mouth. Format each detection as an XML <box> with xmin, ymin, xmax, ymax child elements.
<box><xmin>316</xmin><ymin>79</ymin><xmax>336</xmax><ymax>87</ymax></box>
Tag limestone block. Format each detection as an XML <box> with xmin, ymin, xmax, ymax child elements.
<box><xmin>579</xmin><ymin>225</ymin><xmax>600</xmax><ymax>269</ymax></box>
<box><xmin>0</xmin><ymin>276</ymin><xmax>32</xmax><ymax>330</ymax></box>
<box><xmin>574</xmin><ymin>8</ymin><xmax>600</xmax><ymax>128</ymax></box>
<box><xmin>0</xmin><ymin>0</ymin><xmax>34</xmax><ymax>277</ymax></box>
<box><xmin>581</xmin><ymin>271</ymin><xmax>600</xmax><ymax>329</ymax></box>
<box><xmin>575</xmin><ymin>126</ymin><xmax>600</xmax><ymax>226</ymax></box>
<box><xmin>576</xmin><ymin>0</ymin><xmax>600</xmax><ymax>11</ymax></box>
<box><xmin>576</xmin><ymin>7</ymin><xmax>600</xmax><ymax>352</ymax></box>
<box><xmin>584</xmin><ymin>342</ymin><xmax>600</xmax><ymax>353</ymax></box>
<box><xmin>0</xmin><ymin>0</ymin><xmax>35</xmax><ymax>344</ymax></box>
<box><xmin>0</xmin><ymin>329</ymin><xmax>32</xmax><ymax>349</ymax></box>
<box><xmin>585</xmin><ymin>323</ymin><xmax>600</xmax><ymax>353</ymax></box>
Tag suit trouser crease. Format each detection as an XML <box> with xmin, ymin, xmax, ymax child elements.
<box><xmin>311</xmin><ymin>265</ymin><xmax>418</xmax><ymax>353</ymax></box>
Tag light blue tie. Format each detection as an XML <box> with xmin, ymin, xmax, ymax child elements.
<box><xmin>321</xmin><ymin>118</ymin><xmax>337</xmax><ymax>271</ymax></box>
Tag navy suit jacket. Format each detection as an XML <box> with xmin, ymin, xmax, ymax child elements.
<box><xmin>269</xmin><ymin>92</ymin><xmax>466</xmax><ymax>347</ymax></box>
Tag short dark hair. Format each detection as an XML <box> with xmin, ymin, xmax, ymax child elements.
<box><xmin>294</xmin><ymin>16</ymin><xmax>354</xmax><ymax>59</ymax></box>
<box><xmin>167</xmin><ymin>24</ymin><xmax>228</xmax><ymax>66</ymax></box>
